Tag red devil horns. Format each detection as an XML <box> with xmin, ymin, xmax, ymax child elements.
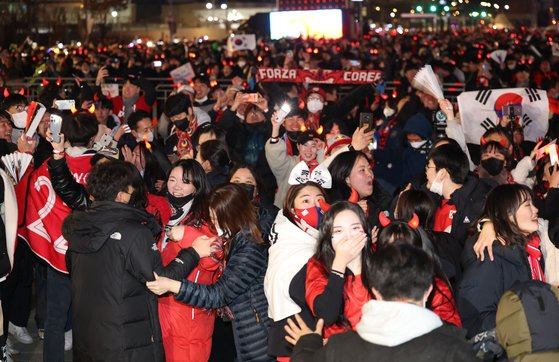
<box><xmin>3</xmin><ymin>88</ymin><xmax>9</xmax><ymax>98</ymax></box>
<box><xmin>378</xmin><ymin>211</ymin><xmax>391</xmax><ymax>227</ymax></box>
<box><xmin>18</xmin><ymin>88</ymin><xmax>25</xmax><ymax>95</ymax></box>
<box><xmin>318</xmin><ymin>198</ymin><xmax>330</xmax><ymax>213</ymax></box>
<box><xmin>408</xmin><ymin>213</ymin><xmax>420</xmax><ymax>229</ymax></box>
<box><xmin>480</xmin><ymin>136</ymin><xmax>487</xmax><ymax>145</ymax></box>
<box><xmin>42</xmin><ymin>78</ymin><xmax>50</xmax><ymax>86</ymax></box>
<box><xmin>348</xmin><ymin>188</ymin><xmax>359</xmax><ymax>203</ymax></box>
<box><xmin>378</xmin><ymin>211</ymin><xmax>420</xmax><ymax>229</ymax></box>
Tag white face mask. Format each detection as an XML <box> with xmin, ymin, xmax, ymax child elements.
<box><xmin>507</xmin><ymin>64</ymin><xmax>516</xmax><ymax>70</ymax></box>
<box><xmin>11</xmin><ymin>111</ymin><xmax>27</xmax><ymax>129</ymax></box>
<box><xmin>307</xmin><ymin>99</ymin><xmax>324</xmax><ymax>114</ymax></box>
<box><xmin>237</xmin><ymin>61</ymin><xmax>246</xmax><ymax>68</ymax></box>
<box><xmin>429</xmin><ymin>171</ymin><xmax>444</xmax><ymax>196</ymax></box>
<box><xmin>409</xmin><ymin>140</ymin><xmax>427</xmax><ymax>149</ymax></box>
<box><xmin>383</xmin><ymin>107</ymin><xmax>395</xmax><ymax>118</ymax></box>
<box><xmin>137</xmin><ymin>131</ymin><xmax>154</xmax><ymax>143</ymax></box>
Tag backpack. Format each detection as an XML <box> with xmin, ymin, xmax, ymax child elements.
<box><xmin>496</xmin><ymin>280</ymin><xmax>559</xmax><ymax>360</ymax></box>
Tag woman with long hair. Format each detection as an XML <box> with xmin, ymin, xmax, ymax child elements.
<box><xmin>264</xmin><ymin>181</ymin><xmax>327</xmax><ymax>360</ymax></box>
<box><xmin>328</xmin><ymin>151</ymin><xmax>392</xmax><ymax>227</ymax></box>
<box><xmin>155</xmin><ymin>159</ymin><xmax>221</xmax><ymax>361</ymax></box>
<box><xmin>376</xmin><ymin>219</ymin><xmax>462</xmax><ymax>327</ymax></box>
<box><xmin>394</xmin><ymin>189</ymin><xmax>463</xmax><ymax>288</ymax></box>
<box><xmin>147</xmin><ymin>184</ymin><xmax>273</xmax><ymax>361</ymax></box>
<box><xmin>130</xmin><ymin>141</ymin><xmax>167</xmax><ymax>195</ymax></box>
<box><xmin>305</xmin><ymin>201</ymin><xmax>375</xmax><ymax>337</ymax></box>
<box><xmin>458</xmin><ymin>184</ymin><xmax>539</xmax><ymax>339</ymax></box>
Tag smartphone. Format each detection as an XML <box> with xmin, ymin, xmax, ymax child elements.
<box><xmin>359</xmin><ymin>113</ymin><xmax>374</xmax><ymax>133</ymax></box>
<box><xmin>50</xmin><ymin>114</ymin><xmax>63</xmax><ymax>143</ymax></box>
<box><xmin>153</xmin><ymin>60</ymin><xmax>162</xmax><ymax>67</ymax></box>
<box><xmin>502</xmin><ymin>104</ymin><xmax>522</xmax><ymax>118</ymax></box>
<box><xmin>54</xmin><ymin>99</ymin><xmax>75</xmax><ymax>111</ymax></box>
<box><xmin>244</xmin><ymin>93</ymin><xmax>259</xmax><ymax>103</ymax></box>
<box><xmin>275</xmin><ymin>103</ymin><xmax>291</xmax><ymax>123</ymax></box>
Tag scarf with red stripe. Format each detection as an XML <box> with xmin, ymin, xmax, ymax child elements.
<box><xmin>301</xmin><ymin>156</ymin><xmax>319</xmax><ymax>173</ymax></box>
<box><xmin>526</xmin><ymin>235</ymin><xmax>546</xmax><ymax>282</ymax></box>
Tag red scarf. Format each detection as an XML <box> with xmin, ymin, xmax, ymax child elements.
<box><xmin>301</xmin><ymin>157</ymin><xmax>319</xmax><ymax>173</ymax></box>
<box><xmin>526</xmin><ymin>235</ymin><xmax>546</xmax><ymax>282</ymax></box>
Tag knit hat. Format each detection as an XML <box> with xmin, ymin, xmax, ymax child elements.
<box><xmin>326</xmin><ymin>134</ymin><xmax>351</xmax><ymax>155</ymax></box>
<box><xmin>305</xmin><ymin>86</ymin><xmax>326</xmax><ymax>100</ymax></box>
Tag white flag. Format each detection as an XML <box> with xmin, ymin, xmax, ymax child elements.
<box><xmin>457</xmin><ymin>88</ymin><xmax>549</xmax><ymax>144</ymax></box>
<box><xmin>227</xmin><ymin>34</ymin><xmax>256</xmax><ymax>53</ymax></box>
<box><xmin>169</xmin><ymin>63</ymin><xmax>196</xmax><ymax>84</ymax></box>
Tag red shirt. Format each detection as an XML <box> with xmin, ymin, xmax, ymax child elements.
<box><xmin>433</xmin><ymin>199</ymin><xmax>456</xmax><ymax>233</ymax></box>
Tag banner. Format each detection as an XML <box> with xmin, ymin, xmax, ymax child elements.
<box><xmin>457</xmin><ymin>88</ymin><xmax>549</xmax><ymax>144</ymax></box>
<box><xmin>256</xmin><ymin>67</ymin><xmax>382</xmax><ymax>84</ymax></box>
<box><xmin>170</xmin><ymin>63</ymin><xmax>196</xmax><ymax>84</ymax></box>
<box><xmin>16</xmin><ymin>154</ymin><xmax>93</xmax><ymax>273</ymax></box>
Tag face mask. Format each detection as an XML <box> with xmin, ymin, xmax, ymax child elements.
<box><xmin>137</xmin><ymin>131</ymin><xmax>154</xmax><ymax>143</ymax></box>
<box><xmin>383</xmin><ymin>107</ymin><xmax>395</xmax><ymax>118</ymax></box>
<box><xmin>409</xmin><ymin>140</ymin><xmax>427</xmax><ymax>149</ymax></box>
<box><xmin>286</xmin><ymin>131</ymin><xmax>300</xmax><ymax>141</ymax></box>
<box><xmin>11</xmin><ymin>111</ymin><xmax>27</xmax><ymax>129</ymax></box>
<box><xmin>429</xmin><ymin>171</ymin><xmax>444</xmax><ymax>196</ymax></box>
<box><xmin>166</xmin><ymin>191</ymin><xmax>194</xmax><ymax>209</ymax></box>
<box><xmin>507</xmin><ymin>64</ymin><xmax>516</xmax><ymax>70</ymax></box>
<box><xmin>237</xmin><ymin>61</ymin><xmax>246</xmax><ymax>68</ymax></box>
<box><xmin>236</xmin><ymin>183</ymin><xmax>256</xmax><ymax>200</ymax></box>
<box><xmin>294</xmin><ymin>206</ymin><xmax>324</xmax><ymax>229</ymax></box>
<box><xmin>481</xmin><ymin>158</ymin><xmax>505</xmax><ymax>176</ymax></box>
<box><xmin>307</xmin><ymin>99</ymin><xmax>324</xmax><ymax>114</ymax></box>
<box><xmin>174</xmin><ymin>117</ymin><xmax>189</xmax><ymax>132</ymax></box>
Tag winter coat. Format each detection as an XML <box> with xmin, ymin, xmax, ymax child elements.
<box><xmin>265</xmin><ymin>138</ymin><xmax>326</xmax><ymax>208</ymax></box>
<box><xmin>305</xmin><ymin>257</ymin><xmax>372</xmax><ymax>338</ymax></box>
<box><xmin>430</xmin><ymin>277</ymin><xmax>462</xmax><ymax>327</ymax></box>
<box><xmin>538</xmin><ymin>219</ymin><xmax>559</xmax><ymax>286</ymax></box>
<box><xmin>158</xmin><ymin>224</ymin><xmax>220</xmax><ymax>362</ymax></box>
<box><xmin>62</xmin><ymin>201</ymin><xmax>199</xmax><ymax>362</ymax></box>
<box><xmin>457</xmin><ymin>235</ymin><xmax>532</xmax><ymax>339</ymax></box>
<box><xmin>264</xmin><ymin>210</ymin><xmax>317</xmax><ymax>322</ymax></box>
<box><xmin>174</xmin><ymin>230</ymin><xmax>273</xmax><ymax>361</ymax></box>
<box><xmin>0</xmin><ymin>169</ymin><xmax>16</xmax><ymax>282</ymax></box>
<box><xmin>291</xmin><ymin>300</ymin><xmax>477</xmax><ymax>362</ymax></box>
<box><xmin>400</xmin><ymin>113</ymin><xmax>433</xmax><ymax>188</ymax></box>
<box><xmin>439</xmin><ymin>175</ymin><xmax>494</xmax><ymax>246</ymax></box>
<box><xmin>47</xmin><ymin>155</ymin><xmax>90</xmax><ymax>210</ymax></box>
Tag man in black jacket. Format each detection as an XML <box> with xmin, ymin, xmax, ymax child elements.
<box><xmin>62</xmin><ymin>160</ymin><xmax>214</xmax><ymax>361</ymax></box>
<box><xmin>284</xmin><ymin>244</ymin><xmax>477</xmax><ymax>362</ymax></box>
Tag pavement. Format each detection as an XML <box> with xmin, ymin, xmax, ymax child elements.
<box><xmin>8</xmin><ymin>317</ymin><xmax>72</xmax><ymax>362</ymax></box>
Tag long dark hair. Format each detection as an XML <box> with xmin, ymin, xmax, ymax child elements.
<box><xmin>208</xmin><ymin>183</ymin><xmax>264</xmax><ymax>257</ymax></box>
<box><xmin>327</xmin><ymin>151</ymin><xmax>370</xmax><ymax>202</ymax></box>
<box><xmin>477</xmin><ymin>183</ymin><xmax>535</xmax><ymax>246</ymax></box>
<box><xmin>377</xmin><ymin>221</ymin><xmax>456</xmax><ymax>318</ymax></box>
<box><xmin>396</xmin><ymin>189</ymin><xmax>436</xmax><ymax>231</ymax></box>
<box><xmin>315</xmin><ymin>201</ymin><xmax>374</xmax><ymax>294</ymax></box>
<box><xmin>166</xmin><ymin>159</ymin><xmax>210</xmax><ymax>226</ymax></box>
<box><xmin>136</xmin><ymin>142</ymin><xmax>167</xmax><ymax>195</ymax></box>
<box><xmin>228</xmin><ymin>163</ymin><xmax>264</xmax><ymax>199</ymax></box>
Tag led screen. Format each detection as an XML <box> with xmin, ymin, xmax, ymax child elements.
<box><xmin>270</xmin><ymin>9</ymin><xmax>343</xmax><ymax>40</ymax></box>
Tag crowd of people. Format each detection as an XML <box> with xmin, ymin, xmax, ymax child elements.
<box><xmin>0</xmin><ymin>26</ymin><xmax>558</xmax><ymax>362</ymax></box>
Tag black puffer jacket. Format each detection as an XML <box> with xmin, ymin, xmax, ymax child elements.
<box><xmin>457</xmin><ymin>234</ymin><xmax>532</xmax><ymax>339</ymax></box>
<box><xmin>174</xmin><ymin>230</ymin><xmax>273</xmax><ymax>361</ymax></box>
<box><xmin>63</xmin><ymin>201</ymin><xmax>200</xmax><ymax>362</ymax></box>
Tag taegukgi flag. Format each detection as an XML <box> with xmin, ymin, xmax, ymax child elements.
<box><xmin>457</xmin><ymin>88</ymin><xmax>549</xmax><ymax>144</ymax></box>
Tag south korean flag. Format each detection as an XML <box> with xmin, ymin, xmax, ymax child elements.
<box><xmin>457</xmin><ymin>88</ymin><xmax>549</xmax><ymax>144</ymax></box>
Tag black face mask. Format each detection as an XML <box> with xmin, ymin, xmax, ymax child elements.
<box><xmin>166</xmin><ymin>191</ymin><xmax>194</xmax><ymax>209</ymax></box>
<box><xmin>174</xmin><ymin>117</ymin><xmax>189</xmax><ymax>132</ymax></box>
<box><xmin>286</xmin><ymin>131</ymin><xmax>300</xmax><ymax>142</ymax></box>
<box><xmin>236</xmin><ymin>183</ymin><xmax>256</xmax><ymax>200</ymax></box>
<box><xmin>481</xmin><ymin>158</ymin><xmax>505</xmax><ymax>176</ymax></box>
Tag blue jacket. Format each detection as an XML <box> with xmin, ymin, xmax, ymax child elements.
<box><xmin>401</xmin><ymin>113</ymin><xmax>433</xmax><ymax>187</ymax></box>
<box><xmin>175</xmin><ymin>230</ymin><xmax>273</xmax><ymax>361</ymax></box>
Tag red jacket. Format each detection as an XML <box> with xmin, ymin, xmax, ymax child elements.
<box><xmin>112</xmin><ymin>95</ymin><xmax>151</xmax><ymax>124</ymax></box>
<box><xmin>430</xmin><ymin>277</ymin><xmax>462</xmax><ymax>327</ymax></box>
<box><xmin>305</xmin><ymin>257</ymin><xmax>371</xmax><ymax>338</ymax></box>
<box><xmin>158</xmin><ymin>223</ymin><xmax>221</xmax><ymax>362</ymax></box>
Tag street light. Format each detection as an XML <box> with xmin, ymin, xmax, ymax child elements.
<box><xmin>111</xmin><ymin>10</ymin><xmax>118</xmax><ymax>18</ymax></box>
<box><xmin>221</xmin><ymin>3</ymin><xmax>227</xmax><ymax>10</ymax></box>
<box><xmin>416</xmin><ymin>5</ymin><xmax>423</xmax><ymax>12</ymax></box>
<box><xmin>206</xmin><ymin>2</ymin><xmax>213</xmax><ymax>9</ymax></box>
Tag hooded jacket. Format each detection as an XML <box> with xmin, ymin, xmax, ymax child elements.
<box><xmin>400</xmin><ymin>113</ymin><xmax>433</xmax><ymax>187</ymax></box>
<box><xmin>63</xmin><ymin>201</ymin><xmax>199</xmax><ymax>362</ymax></box>
<box><xmin>291</xmin><ymin>300</ymin><xmax>477</xmax><ymax>362</ymax></box>
<box><xmin>457</xmin><ymin>235</ymin><xmax>532</xmax><ymax>339</ymax></box>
